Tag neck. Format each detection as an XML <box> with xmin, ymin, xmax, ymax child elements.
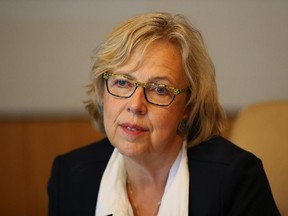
<box><xmin>126</xmin><ymin>175</ymin><xmax>165</xmax><ymax>216</ymax></box>
<box><xmin>127</xmin><ymin>178</ymin><xmax>163</xmax><ymax>216</ymax></box>
<box><xmin>124</xmin><ymin>137</ymin><xmax>183</xmax><ymax>186</ymax></box>
<box><xmin>124</xmin><ymin>143</ymin><xmax>183</xmax><ymax>216</ymax></box>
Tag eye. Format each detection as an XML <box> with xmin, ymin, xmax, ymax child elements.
<box><xmin>116</xmin><ymin>79</ymin><xmax>127</xmax><ymax>86</ymax></box>
<box><xmin>156</xmin><ymin>86</ymin><xmax>169</xmax><ymax>95</ymax></box>
<box><xmin>150</xmin><ymin>84</ymin><xmax>170</xmax><ymax>96</ymax></box>
<box><xmin>113</xmin><ymin>78</ymin><xmax>134</xmax><ymax>88</ymax></box>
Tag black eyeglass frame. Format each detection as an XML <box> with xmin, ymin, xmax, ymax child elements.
<box><xmin>102</xmin><ymin>72</ymin><xmax>190</xmax><ymax>106</ymax></box>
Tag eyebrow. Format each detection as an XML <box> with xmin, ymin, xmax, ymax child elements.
<box><xmin>150</xmin><ymin>76</ymin><xmax>175</xmax><ymax>85</ymax></box>
<box><xmin>114</xmin><ymin>71</ymin><xmax>177</xmax><ymax>86</ymax></box>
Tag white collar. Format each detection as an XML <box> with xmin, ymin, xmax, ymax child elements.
<box><xmin>95</xmin><ymin>142</ymin><xmax>189</xmax><ymax>216</ymax></box>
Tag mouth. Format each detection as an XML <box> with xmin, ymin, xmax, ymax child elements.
<box><xmin>119</xmin><ymin>123</ymin><xmax>148</xmax><ymax>134</ymax></box>
<box><xmin>126</xmin><ymin>126</ymin><xmax>140</xmax><ymax>131</ymax></box>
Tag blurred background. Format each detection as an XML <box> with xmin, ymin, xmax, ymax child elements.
<box><xmin>0</xmin><ymin>0</ymin><xmax>287</xmax><ymax>215</ymax></box>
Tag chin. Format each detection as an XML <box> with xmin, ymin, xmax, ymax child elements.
<box><xmin>115</xmin><ymin>142</ymin><xmax>145</xmax><ymax>158</ymax></box>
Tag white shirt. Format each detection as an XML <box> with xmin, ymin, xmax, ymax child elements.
<box><xmin>95</xmin><ymin>142</ymin><xmax>189</xmax><ymax>216</ymax></box>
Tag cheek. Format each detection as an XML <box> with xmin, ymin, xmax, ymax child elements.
<box><xmin>103</xmin><ymin>98</ymin><xmax>120</xmax><ymax>139</ymax></box>
<box><xmin>103</xmin><ymin>92</ymin><xmax>118</xmax><ymax>114</ymax></box>
<box><xmin>103</xmin><ymin>93</ymin><xmax>117</xmax><ymax>125</ymax></box>
<box><xmin>161</xmin><ymin>102</ymin><xmax>187</xmax><ymax>129</ymax></box>
<box><xmin>103</xmin><ymin>93</ymin><xmax>126</xmax><ymax>126</ymax></box>
<box><xmin>152</xmin><ymin>109</ymin><xmax>182</xmax><ymax>132</ymax></box>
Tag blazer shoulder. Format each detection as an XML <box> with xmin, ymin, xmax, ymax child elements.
<box><xmin>58</xmin><ymin>137</ymin><xmax>114</xmax><ymax>165</ymax></box>
<box><xmin>48</xmin><ymin>138</ymin><xmax>114</xmax><ymax>215</ymax></box>
<box><xmin>187</xmin><ymin>138</ymin><xmax>280</xmax><ymax>215</ymax></box>
<box><xmin>187</xmin><ymin>136</ymin><xmax>258</xmax><ymax>165</ymax></box>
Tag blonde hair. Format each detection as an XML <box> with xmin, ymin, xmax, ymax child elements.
<box><xmin>85</xmin><ymin>11</ymin><xmax>225</xmax><ymax>147</ymax></box>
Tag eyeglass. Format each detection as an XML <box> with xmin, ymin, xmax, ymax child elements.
<box><xmin>103</xmin><ymin>72</ymin><xmax>190</xmax><ymax>106</ymax></box>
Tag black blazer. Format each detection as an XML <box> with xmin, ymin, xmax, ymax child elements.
<box><xmin>48</xmin><ymin>136</ymin><xmax>280</xmax><ymax>216</ymax></box>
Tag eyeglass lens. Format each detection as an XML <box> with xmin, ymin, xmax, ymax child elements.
<box><xmin>106</xmin><ymin>74</ymin><xmax>175</xmax><ymax>106</ymax></box>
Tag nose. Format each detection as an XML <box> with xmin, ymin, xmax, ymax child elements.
<box><xmin>126</xmin><ymin>87</ymin><xmax>147</xmax><ymax>115</ymax></box>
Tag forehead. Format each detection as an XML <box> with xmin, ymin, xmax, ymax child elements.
<box><xmin>113</xmin><ymin>41</ymin><xmax>185</xmax><ymax>84</ymax></box>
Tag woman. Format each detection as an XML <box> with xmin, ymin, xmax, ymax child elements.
<box><xmin>48</xmin><ymin>12</ymin><xmax>280</xmax><ymax>215</ymax></box>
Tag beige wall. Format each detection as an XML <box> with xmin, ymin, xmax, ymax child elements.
<box><xmin>1</xmin><ymin>0</ymin><xmax>288</xmax><ymax>118</ymax></box>
<box><xmin>0</xmin><ymin>119</ymin><xmax>105</xmax><ymax>215</ymax></box>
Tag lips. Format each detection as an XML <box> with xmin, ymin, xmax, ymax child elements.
<box><xmin>126</xmin><ymin>126</ymin><xmax>139</xmax><ymax>131</ymax></box>
<box><xmin>120</xmin><ymin>123</ymin><xmax>148</xmax><ymax>135</ymax></box>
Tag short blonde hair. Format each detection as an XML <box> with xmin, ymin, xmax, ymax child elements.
<box><xmin>85</xmin><ymin>11</ymin><xmax>225</xmax><ymax>147</ymax></box>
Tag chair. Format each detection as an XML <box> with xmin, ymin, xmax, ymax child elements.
<box><xmin>229</xmin><ymin>100</ymin><xmax>288</xmax><ymax>215</ymax></box>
